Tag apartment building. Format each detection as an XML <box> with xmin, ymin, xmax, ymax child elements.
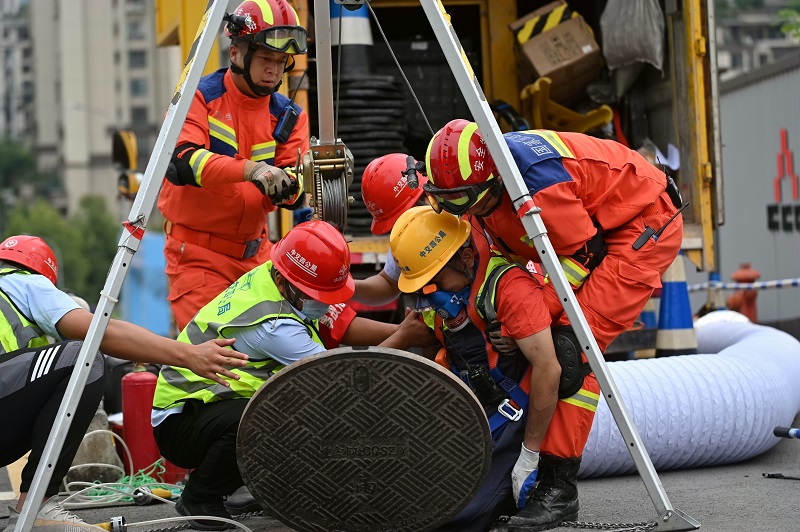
<box><xmin>0</xmin><ymin>0</ymin><xmax>34</xmax><ymax>141</ymax></box>
<box><xmin>716</xmin><ymin>0</ymin><xmax>800</xmax><ymax>81</ymax></box>
<box><xmin>28</xmin><ymin>0</ymin><xmax>180</xmax><ymax>214</ymax></box>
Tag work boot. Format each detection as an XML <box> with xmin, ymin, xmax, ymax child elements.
<box><xmin>175</xmin><ymin>493</ymin><xmax>235</xmax><ymax>531</ymax></box>
<box><xmin>507</xmin><ymin>454</ymin><xmax>582</xmax><ymax>531</ymax></box>
<box><xmin>3</xmin><ymin>498</ymin><xmax>106</xmax><ymax>532</ymax></box>
<box><xmin>223</xmin><ymin>486</ymin><xmax>264</xmax><ymax>516</ymax></box>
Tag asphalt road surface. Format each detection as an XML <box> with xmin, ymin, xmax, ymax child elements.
<box><xmin>3</xmin><ymin>412</ymin><xmax>797</xmax><ymax>532</ymax></box>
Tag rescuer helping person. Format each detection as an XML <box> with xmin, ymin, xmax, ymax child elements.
<box><xmin>351</xmin><ymin>152</ymin><xmax>430</xmax><ymax>306</ymax></box>
<box><xmin>152</xmin><ymin>220</ymin><xmax>433</xmax><ymax>531</ymax></box>
<box><xmin>0</xmin><ymin>235</ymin><xmax>248</xmax><ymax>532</ymax></box>
<box><xmin>390</xmin><ymin>208</ymin><xmax>599</xmax><ymax>531</ymax></box>
<box><xmin>423</xmin><ymin>120</ymin><xmax>685</xmax><ymax>352</ymax></box>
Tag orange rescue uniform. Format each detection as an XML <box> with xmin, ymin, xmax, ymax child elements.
<box><xmin>481</xmin><ymin>130</ymin><xmax>683</xmax><ymax>352</ymax></box>
<box><xmin>158</xmin><ymin>68</ymin><xmax>310</xmax><ymax>330</ymax></box>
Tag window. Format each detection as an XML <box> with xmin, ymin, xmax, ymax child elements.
<box><xmin>130</xmin><ymin>79</ymin><xmax>148</xmax><ymax>96</ymax></box>
<box><xmin>127</xmin><ymin>20</ymin><xmax>145</xmax><ymax>40</ymax></box>
<box><xmin>131</xmin><ymin>107</ymin><xmax>148</xmax><ymax>125</ymax></box>
<box><xmin>128</xmin><ymin>51</ymin><xmax>146</xmax><ymax>68</ymax></box>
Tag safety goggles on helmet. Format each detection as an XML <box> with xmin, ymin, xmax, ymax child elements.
<box><xmin>249</xmin><ymin>26</ymin><xmax>308</xmax><ymax>54</ymax></box>
<box><xmin>423</xmin><ymin>179</ymin><xmax>496</xmax><ymax>216</ymax></box>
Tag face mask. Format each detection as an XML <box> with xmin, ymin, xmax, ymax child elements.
<box><xmin>426</xmin><ymin>286</ymin><xmax>471</xmax><ymax>320</ymax></box>
<box><xmin>299</xmin><ymin>298</ymin><xmax>331</xmax><ymax>321</ymax></box>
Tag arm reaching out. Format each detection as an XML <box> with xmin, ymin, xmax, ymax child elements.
<box><xmin>56</xmin><ymin>309</ymin><xmax>249</xmax><ymax>387</ymax></box>
<box><xmin>379</xmin><ymin>308</ymin><xmax>438</xmax><ymax>350</ymax></box>
<box><xmin>352</xmin><ymin>271</ymin><xmax>400</xmax><ymax>306</ymax></box>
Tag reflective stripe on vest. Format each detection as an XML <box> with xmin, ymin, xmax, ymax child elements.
<box><xmin>0</xmin><ymin>267</ymin><xmax>49</xmax><ymax>354</ymax></box>
<box><xmin>477</xmin><ymin>257</ymin><xmax>597</xmax><ymax>414</ymax></box>
<box><xmin>153</xmin><ymin>261</ymin><xmax>324</xmax><ymax>409</ymax></box>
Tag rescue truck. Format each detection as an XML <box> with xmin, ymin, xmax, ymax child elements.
<box><xmin>142</xmin><ymin>0</ymin><xmax>722</xmax><ymax>333</ymax></box>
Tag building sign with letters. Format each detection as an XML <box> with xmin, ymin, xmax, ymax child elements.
<box><xmin>767</xmin><ymin>128</ymin><xmax>800</xmax><ymax>232</ymax></box>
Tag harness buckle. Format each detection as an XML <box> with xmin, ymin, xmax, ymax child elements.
<box><xmin>497</xmin><ymin>399</ymin><xmax>523</xmax><ymax>422</ymax></box>
<box><xmin>242</xmin><ymin>238</ymin><xmax>263</xmax><ymax>259</ymax></box>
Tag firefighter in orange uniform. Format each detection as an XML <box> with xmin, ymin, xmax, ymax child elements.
<box><xmin>423</xmin><ymin>120</ymin><xmax>684</xmax><ymax>352</ymax></box>
<box><xmin>159</xmin><ymin>0</ymin><xmax>311</xmax><ymax>330</ymax></box>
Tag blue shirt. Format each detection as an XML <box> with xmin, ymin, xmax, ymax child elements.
<box><xmin>233</xmin><ymin>316</ymin><xmax>325</xmax><ymax>366</ymax></box>
<box><xmin>152</xmin><ymin>301</ymin><xmax>326</xmax><ymax>427</ymax></box>
<box><xmin>0</xmin><ymin>269</ymin><xmax>80</xmax><ymax>340</ymax></box>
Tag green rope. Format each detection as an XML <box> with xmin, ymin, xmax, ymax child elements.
<box><xmin>83</xmin><ymin>458</ymin><xmax>183</xmax><ymax>501</ymax></box>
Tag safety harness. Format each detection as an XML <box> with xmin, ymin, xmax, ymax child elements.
<box><xmin>474</xmin><ymin>262</ymin><xmax>535</xmax><ymax>434</ymax></box>
<box><xmin>432</xmin><ymin>225</ymin><xmax>593</xmax><ymax>436</ymax></box>
<box><xmin>432</xmin><ymin>227</ymin><xmax>534</xmax><ymax>436</ymax></box>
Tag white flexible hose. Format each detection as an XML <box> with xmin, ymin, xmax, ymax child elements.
<box><xmin>580</xmin><ymin>320</ymin><xmax>800</xmax><ymax>478</ymax></box>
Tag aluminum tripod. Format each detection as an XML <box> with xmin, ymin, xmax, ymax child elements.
<box><xmin>418</xmin><ymin>2</ymin><xmax>699</xmax><ymax>530</ymax></box>
<box><xmin>14</xmin><ymin>2</ymin><xmax>230</xmax><ymax>531</ymax></box>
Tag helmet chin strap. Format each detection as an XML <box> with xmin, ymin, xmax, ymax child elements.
<box><xmin>475</xmin><ymin>179</ymin><xmax>504</xmax><ymax>217</ymax></box>
<box><xmin>231</xmin><ymin>44</ymin><xmax>284</xmax><ymax>97</ymax></box>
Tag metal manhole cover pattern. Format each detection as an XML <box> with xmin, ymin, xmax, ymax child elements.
<box><xmin>237</xmin><ymin>347</ymin><xmax>492</xmax><ymax>532</ymax></box>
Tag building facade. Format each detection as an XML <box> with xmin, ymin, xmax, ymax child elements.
<box><xmin>687</xmin><ymin>52</ymin><xmax>800</xmax><ymax>329</ymax></box>
<box><xmin>0</xmin><ymin>0</ymin><xmax>34</xmax><ymax>141</ymax></box>
<box><xmin>28</xmin><ymin>0</ymin><xmax>180</xmax><ymax>214</ymax></box>
<box><xmin>716</xmin><ymin>0</ymin><xmax>800</xmax><ymax>81</ymax></box>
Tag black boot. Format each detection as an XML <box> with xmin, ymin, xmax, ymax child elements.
<box><xmin>224</xmin><ymin>486</ymin><xmax>264</xmax><ymax>516</ymax></box>
<box><xmin>176</xmin><ymin>492</ymin><xmax>235</xmax><ymax>531</ymax></box>
<box><xmin>507</xmin><ymin>454</ymin><xmax>581</xmax><ymax>531</ymax></box>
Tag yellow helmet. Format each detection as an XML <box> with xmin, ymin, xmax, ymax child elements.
<box><xmin>389</xmin><ymin>206</ymin><xmax>471</xmax><ymax>293</ymax></box>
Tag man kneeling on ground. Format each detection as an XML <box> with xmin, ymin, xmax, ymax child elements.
<box><xmin>152</xmin><ymin>220</ymin><xmax>431</xmax><ymax>530</ymax></box>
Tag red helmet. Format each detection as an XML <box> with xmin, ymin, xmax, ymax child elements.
<box><xmin>362</xmin><ymin>153</ymin><xmax>427</xmax><ymax>235</ymax></box>
<box><xmin>225</xmin><ymin>0</ymin><xmax>307</xmax><ymax>55</ymax></box>
<box><xmin>0</xmin><ymin>235</ymin><xmax>58</xmax><ymax>285</ymax></box>
<box><xmin>426</xmin><ymin>119</ymin><xmax>497</xmax><ymax>189</ymax></box>
<box><xmin>271</xmin><ymin>221</ymin><xmax>355</xmax><ymax>304</ymax></box>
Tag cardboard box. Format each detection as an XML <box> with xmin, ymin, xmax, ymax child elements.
<box><xmin>510</xmin><ymin>0</ymin><xmax>574</xmax><ymax>45</ymax></box>
<box><xmin>510</xmin><ymin>4</ymin><xmax>603</xmax><ymax>103</ymax></box>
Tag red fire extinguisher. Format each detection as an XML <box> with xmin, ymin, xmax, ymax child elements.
<box><xmin>120</xmin><ymin>364</ymin><xmax>191</xmax><ymax>483</ymax></box>
<box><xmin>121</xmin><ymin>364</ymin><xmax>160</xmax><ymax>475</ymax></box>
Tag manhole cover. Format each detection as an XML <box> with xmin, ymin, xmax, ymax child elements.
<box><xmin>237</xmin><ymin>346</ymin><xmax>492</xmax><ymax>532</ymax></box>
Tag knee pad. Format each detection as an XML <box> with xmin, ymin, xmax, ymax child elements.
<box><xmin>552</xmin><ymin>326</ymin><xmax>590</xmax><ymax>399</ymax></box>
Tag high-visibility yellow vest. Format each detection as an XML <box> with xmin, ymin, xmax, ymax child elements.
<box><xmin>0</xmin><ymin>266</ymin><xmax>49</xmax><ymax>354</ymax></box>
<box><xmin>153</xmin><ymin>261</ymin><xmax>324</xmax><ymax>410</ymax></box>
